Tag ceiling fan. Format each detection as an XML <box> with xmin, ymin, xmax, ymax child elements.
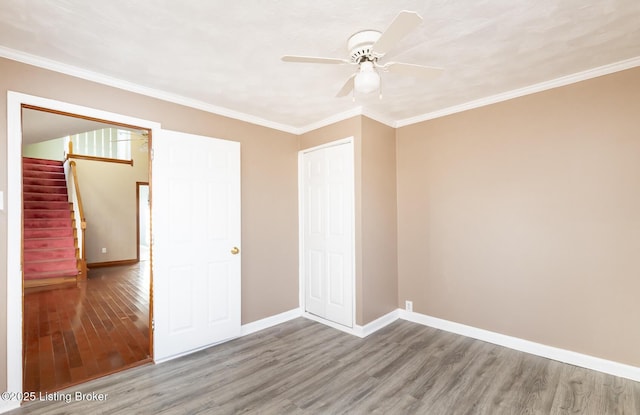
<box><xmin>110</xmin><ymin>130</ymin><xmax>149</xmax><ymax>151</ymax></box>
<box><xmin>110</xmin><ymin>130</ymin><xmax>149</xmax><ymax>141</ymax></box>
<box><xmin>281</xmin><ymin>10</ymin><xmax>443</xmax><ymax>98</ymax></box>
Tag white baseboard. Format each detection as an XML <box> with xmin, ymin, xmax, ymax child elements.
<box><xmin>302</xmin><ymin>309</ymin><xmax>400</xmax><ymax>338</ymax></box>
<box><xmin>302</xmin><ymin>312</ymin><xmax>361</xmax><ymax>336</ymax></box>
<box><xmin>241</xmin><ymin>308</ymin><xmax>303</xmax><ymax>336</ymax></box>
<box><xmin>353</xmin><ymin>309</ymin><xmax>400</xmax><ymax>338</ymax></box>
<box><xmin>158</xmin><ymin>307</ymin><xmax>640</xmax><ymax>383</ymax></box>
<box><xmin>399</xmin><ymin>309</ymin><xmax>640</xmax><ymax>383</ymax></box>
<box><xmin>0</xmin><ymin>401</ymin><xmax>20</xmax><ymax>414</ymax></box>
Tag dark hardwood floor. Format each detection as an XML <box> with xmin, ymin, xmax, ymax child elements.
<box><xmin>12</xmin><ymin>317</ymin><xmax>640</xmax><ymax>414</ymax></box>
<box><xmin>23</xmin><ymin>261</ymin><xmax>151</xmax><ymax>394</ymax></box>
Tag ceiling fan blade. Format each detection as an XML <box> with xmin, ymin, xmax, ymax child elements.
<box><xmin>336</xmin><ymin>74</ymin><xmax>356</xmax><ymax>97</ymax></box>
<box><xmin>371</xmin><ymin>11</ymin><xmax>423</xmax><ymax>56</ymax></box>
<box><xmin>383</xmin><ymin>62</ymin><xmax>443</xmax><ymax>80</ymax></box>
<box><xmin>281</xmin><ymin>55</ymin><xmax>350</xmax><ymax>65</ymax></box>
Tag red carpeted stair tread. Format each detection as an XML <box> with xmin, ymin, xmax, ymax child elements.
<box><xmin>23</xmin><ymin>177</ymin><xmax>66</xmax><ymax>187</ymax></box>
<box><xmin>23</xmin><ymin>184</ymin><xmax>68</xmax><ymax>194</ymax></box>
<box><xmin>23</xmin><ymin>171</ymin><xmax>65</xmax><ymax>181</ymax></box>
<box><xmin>22</xmin><ymin>163</ymin><xmax>64</xmax><ymax>173</ymax></box>
<box><xmin>24</xmin><ymin>257</ymin><xmax>77</xmax><ymax>272</ymax></box>
<box><xmin>24</xmin><ymin>227</ymin><xmax>74</xmax><ymax>239</ymax></box>
<box><xmin>23</xmin><ymin>268</ymin><xmax>80</xmax><ymax>281</ymax></box>
<box><xmin>24</xmin><ymin>237</ymin><xmax>75</xmax><ymax>249</ymax></box>
<box><xmin>24</xmin><ymin>218</ymin><xmax>72</xmax><ymax>228</ymax></box>
<box><xmin>23</xmin><ymin>193</ymin><xmax>69</xmax><ymax>203</ymax></box>
<box><xmin>24</xmin><ymin>208</ymin><xmax>71</xmax><ymax>219</ymax></box>
<box><xmin>24</xmin><ymin>200</ymin><xmax>70</xmax><ymax>210</ymax></box>
<box><xmin>23</xmin><ymin>157</ymin><xmax>62</xmax><ymax>165</ymax></box>
<box><xmin>24</xmin><ymin>247</ymin><xmax>76</xmax><ymax>261</ymax></box>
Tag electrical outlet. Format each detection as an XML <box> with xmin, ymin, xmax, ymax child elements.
<box><xmin>101</xmin><ymin>247</ymin><xmax>107</xmax><ymax>254</ymax></box>
<box><xmin>405</xmin><ymin>300</ymin><xmax>413</xmax><ymax>312</ymax></box>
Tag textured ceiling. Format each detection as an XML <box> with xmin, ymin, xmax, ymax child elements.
<box><xmin>1</xmin><ymin>0</ymin><xmax>639</xmax><ymax>131</ymax></box>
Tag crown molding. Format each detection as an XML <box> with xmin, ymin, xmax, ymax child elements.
<box><xmin>395</xmin><ymin>55</ymin><xmax>640</xmax><ymax>128</ymax></box>
<box><xmin>3</xmin><ymin>45</ymin><xmax>638</xmax><ymax>135</ymax></box>
<box><xmin>360</xmin><ymin>107</ymin><xmax>396</xmax><ymax>129</ymax></box>
<box><xmin>296</xmin><ymin>106</ymin><xmax>396</xmax><ymax>135</ymax></box>
<box><xmin>296</xmin><ymin>106</ymin><xmax>364</xmax><ymax>134</ymax></box>
<box><xmin>0</xmin><ymin>46</ymin><xmax>301</xmax><ymax>135</ymax></box>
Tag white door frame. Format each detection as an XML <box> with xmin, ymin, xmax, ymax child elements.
<box><xmin>5</xmin><ymin>91</ymin><xmax>160</xmax><ymax>403</ymax></box>
<box><xmin>298</xmin><ymin>137</ymin><xmax>356</xmax><ymax>334</ymax></box>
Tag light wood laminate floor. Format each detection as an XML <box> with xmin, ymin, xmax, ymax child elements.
<box><xmin>10</xmin><ymin>317</ymin><xmax>640</xmax><ymax>414</ymax></box>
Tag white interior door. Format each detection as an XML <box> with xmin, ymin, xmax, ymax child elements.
<box><xmin>153</xmin><ymin>129</ymin><xmax>241</xmax><ymax>361</ymax></box>
<box><xmin>301</xmin><ymin>139</ymin><xmax>354</xmax><ymax>328</ymax></box>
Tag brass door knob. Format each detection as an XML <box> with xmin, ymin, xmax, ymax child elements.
<box><xmin>231</xmin><ymin>247</ymin><xmax>240</xmax><ymax>255</ymax></box>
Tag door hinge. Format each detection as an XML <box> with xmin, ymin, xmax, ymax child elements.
<box><xmin>150</xmin><ymin>148</ymin><xmax>154</xmax><ymax>161</ymax></box>
<box><xmin>151</xmin><ymin>319</ymin><xmax>155</xmax><ymax>331</ymax></box>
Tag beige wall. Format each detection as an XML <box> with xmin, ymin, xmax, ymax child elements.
<box><xmin>0</xmin><ymin>57</ymin><xmax>300</xmax><ymax>392</ymax></box>
<box><xmin>75</xmin><ymin>133</ymin><xmax>149</xmax><ymax>264</ymax></box>
<box><xmin>23</xmin><ymin>137</ymin><xmax>66</xmax><ymax>160</ymax></box>
<box><xmin>397</xmin><ymin>67</ymin><xmax>640</xmax><ymax>367</ymax></box>
<box><xmin>361</xmin><ymin>117</ymin><xmax>398</xmax><ymax>323</ymax></box>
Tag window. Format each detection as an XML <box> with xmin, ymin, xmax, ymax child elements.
<box><xmin>68</xmin><ymin>128</ymin><xmax>132</xmax><ymax>161</ymax></box>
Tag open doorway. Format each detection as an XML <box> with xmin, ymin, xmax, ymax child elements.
<box><xmin>20</xmin><ymin>105</ymin><xmax>153</xmax><ymax>393</ymax></box>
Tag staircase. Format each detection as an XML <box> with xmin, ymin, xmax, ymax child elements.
<box><xmin>23</xmin><ymin>157</ymin><xmax>79</xmax><ymax>288</ymax></box>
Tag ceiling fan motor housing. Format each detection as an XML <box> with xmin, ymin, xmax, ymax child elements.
<box><xmin>347</xmin><ymin>30</ymin><xmax>382</xmax><ymax>63</ymax></box>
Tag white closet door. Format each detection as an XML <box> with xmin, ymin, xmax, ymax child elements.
<box><xmin>301</xmin><ymin>140</ymin><xmax>354</xmax><ymax>328</ymax></box>
<box><xmin>153</xmin><ymin>129</ymin><xmax>241</xmax><ymax>361</ymax></box>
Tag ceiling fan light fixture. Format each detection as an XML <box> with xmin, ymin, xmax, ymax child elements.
<box><xmin>354</xmin><ymin>61</ymin><xmax>380</xmax><ymax>94</ymax></box>
<box><xmin>282</xmin><ymin>11</ymin><xmax>439</xmax><ymax>99</ymax></box>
